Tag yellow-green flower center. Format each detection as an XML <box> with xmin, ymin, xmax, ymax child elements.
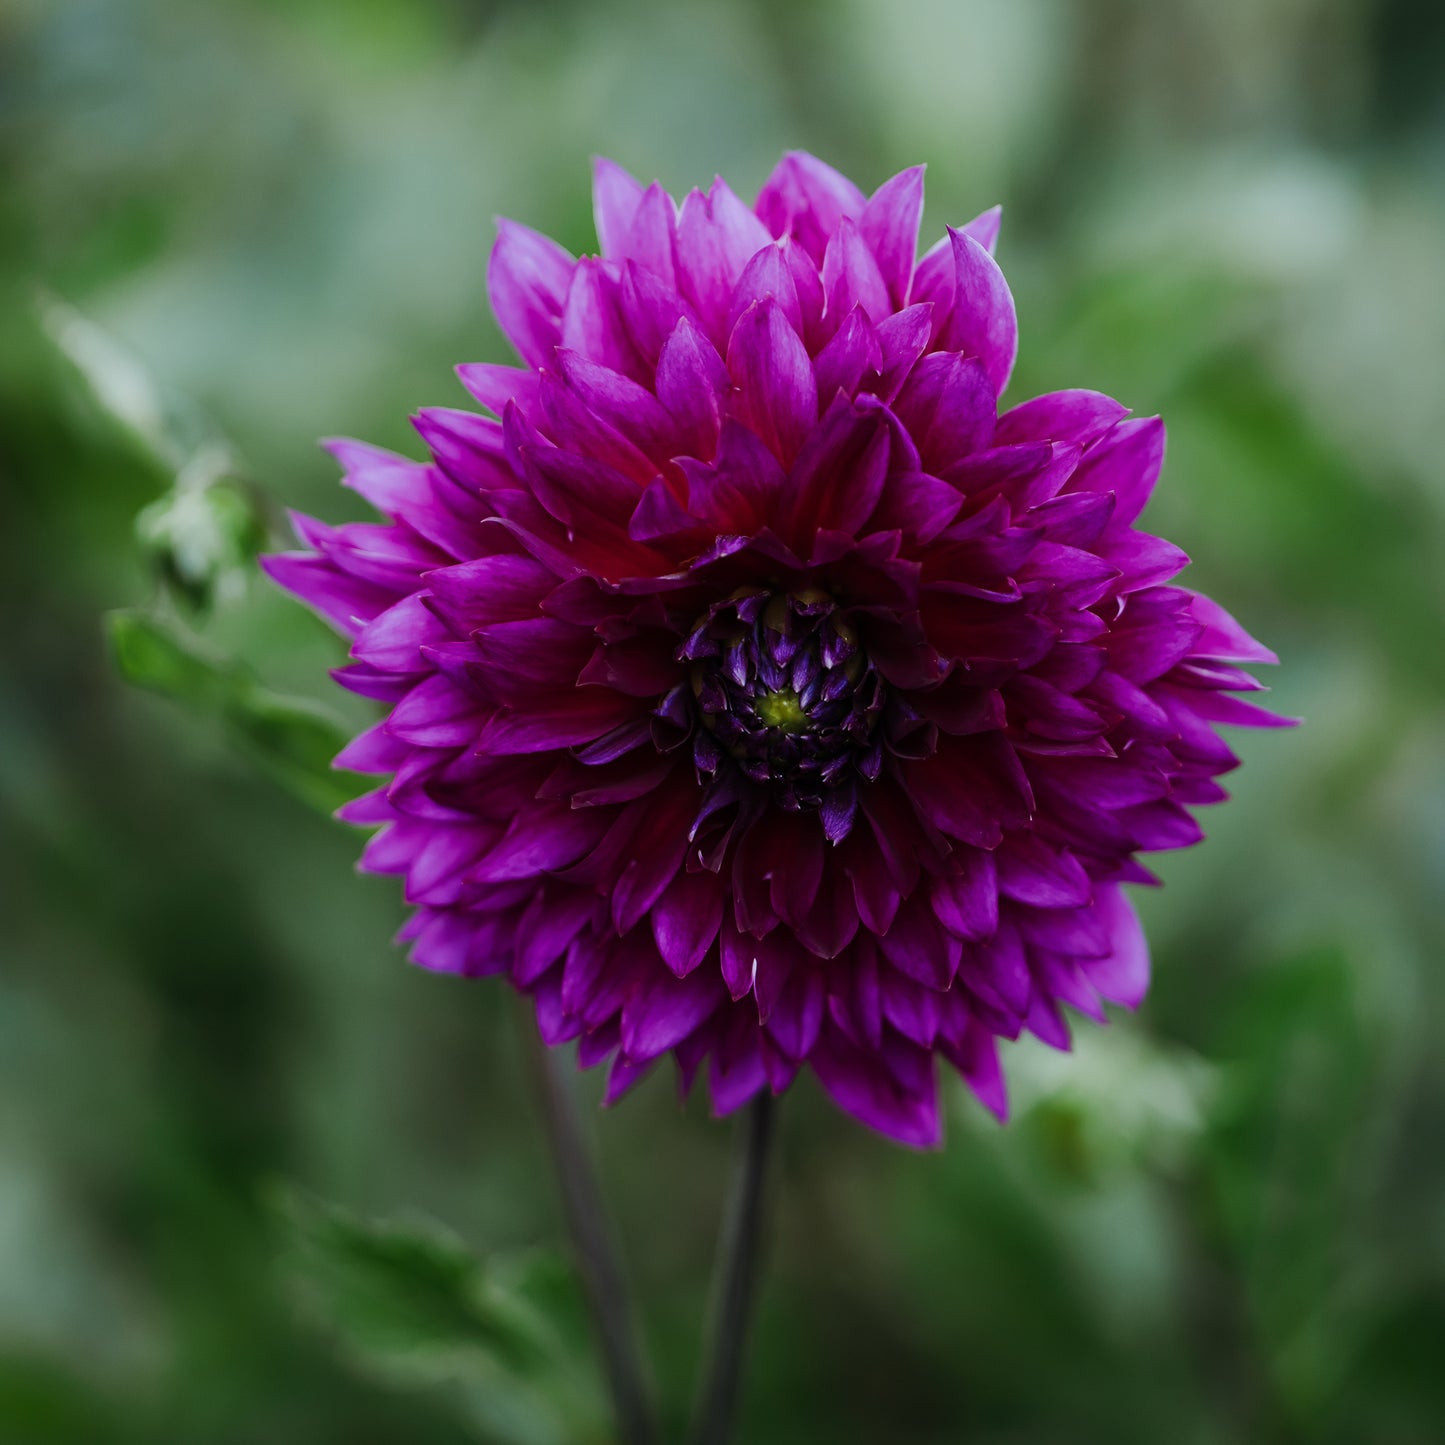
<box><xmin>755</xmin><ymin>686</ymin><xmax>808</xmax><ymax>733</ymax></box>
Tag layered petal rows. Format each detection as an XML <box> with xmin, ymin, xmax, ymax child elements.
<box><xmin>265</xmin><ymin>154</ymin><xmax>1288</xmax><ymax>1146</ymax></box>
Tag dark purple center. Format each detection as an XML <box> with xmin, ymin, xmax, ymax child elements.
<box><xmin>671</xmin><ymin>589</ymin><xmax>884</xmax><ymax>837</ymax></box>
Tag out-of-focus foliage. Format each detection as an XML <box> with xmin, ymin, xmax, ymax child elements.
<box><xmin>107</xmin><ymin>606</ymin><xmax>363</xmax><ymax>816</ymax></box>
<box><xmin>275</xmin><ymin>1189</ymin><xmax>607</xmax><ymax>1444</ymax></box>
<box><xmin>2</xmin><ymin>1</ymin><xmax>1442</xmax><ymax>1442</ymax></box>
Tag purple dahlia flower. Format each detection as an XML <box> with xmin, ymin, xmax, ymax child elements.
<box><xmin>265</xmin><ymin>153</ymin><xmax>1289</xmax><ymax>1147</ymax></box>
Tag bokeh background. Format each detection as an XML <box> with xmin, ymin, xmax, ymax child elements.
<box><xmin>3</xmin><ymin>0</ymin><xmax>1444</xmax><ymax>1440</ymax></box>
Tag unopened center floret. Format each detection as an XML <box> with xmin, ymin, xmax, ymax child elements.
<box><xmin>677</xmin><ymin>588</ymin><xmax>884</xmax><ymax>814</ymax></box>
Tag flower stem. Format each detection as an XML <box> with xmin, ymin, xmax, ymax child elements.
<box><xmin>519</xmin><ymin>1008</ymin><xmax>658</xmax><ymax>1445</ymax></box>
<box><xmin>688</xmin><ymin>1091</ymin><xmax>778</xmax><ymax>1445</ymax></box>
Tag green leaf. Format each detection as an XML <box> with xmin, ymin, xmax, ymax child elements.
<box><xmin>272</xmin><ymin>1189</ymin><xmax>607</xmax><ymax>1445</ymax></box>
<box><xmin>106</xmin><ymin>607</ymin><xmax>364</xmax><ymax>815</ymax></box>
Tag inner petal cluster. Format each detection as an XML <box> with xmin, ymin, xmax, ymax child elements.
<box><xmin>675</xmin><ymin>589</ymin><xmax>884</xmax><ymax>834</ymax></box>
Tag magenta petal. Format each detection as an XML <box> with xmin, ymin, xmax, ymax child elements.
<box><xmin>455</xmin><ymin>362</ymin><xmax>540</xmax><ymax>418</ymax></box>
<box><xmin>487</xmin><ymin>219</ymin><xmax>576</xmax><ymax>369</ymax></box>
<box><xmin>652</xmin><ymin>868</ymin><xmax>724</xmax><ymax>977</ymax></box>
<box><xmin>728</xmin><ymin>243</ymin><xmax>805</xmax><ymax>340</ymax></box>
<box><xmin>793</xmin><ymin>864</ymin><xmax>861</xmax><ymax>959</ymax></box>
<box><xmin>810</xmin><ymin>1026</ymin><xmax>942</xmax><ymax>1148</ymax></box>
<box><xmin>943</xmin><ymin>227</ymin><xmax>1018</xmax><ymax>398</ymax></box>
<box><xmin>867</xmin><ymin>469</ymin><xmax>962</xmax><ymax>544</ymax></box>
<box><xmin>335</xmin><ymin>789</ymin><xmax>393</xmax><ymax>830</ymax></box>
<box><xmin>995</xmin><ymin>389</ymin><xmax>1131</xmax><ymax>448</ymax></box>
<box><xmin>471</xmin><ymin>617</ymin><xmax>590</xmax><ymax>686</ymax></box>
<box><xmin>628</xmin><ymin>476</ymin><xmax>704</xmax><ymax>543</ymax></box>
<box><xmin>821</xmin><ymin>218</ymin><xmax>891</xmax><ymax>329</ymax></box>
<box><xmin>860</xmin><ymin>165</ymin><xmax>925</xmax><ymax>308</ymax></box>
<box><xmin>755</xmin><ymin>151</ymin><xmax>866</xmax><ymax>262</ymax></box>
<box><xmin>709</xmin><ymin>1036</ymin><xmax>768</xmax><ymax>1118</ymax></box>
<box><xmin>260</xmin><ymin>552</ymin><xmax>393</xmax><ymax>637</ymax></box>
<box><xmin>676</xmin><ymin>180</ymin><xmax>771</xmax><ymax>338</ymax></box>
<box><xmin>1081</xmin><ymin>886</ymin><xmax>1150</xmax><ymax>1008</ymax></box>
<box><xmin>655</xmin><ymin>316</ymin><xmax>730</xmax><ymax>457</ymax></box>
<box><xmin>910</xmin><ymin>205</ymin><xmax>1004</xmax><ymax>321</ymax></box>
<box><xmin>477</xmin><ymin>692</ymin><xmax>642</xmax><ymax>755</ymax></box>
<box><xmin>326</xmin><ymin>438</ymin><xmax>427</xmax><ymax>517</ymax></box>
<box><xmin>877</xmin><ymin>900</ymin><xmax>961</xmax><ymax>990</ymax></box>
<box><xmin>517</xmin><ymin>437</ymin><xmax>644</xmax><ymax>529</ymax></box>
<box><xmin>726</xmin><ymin>299</ymin><xmax>819</xmax><ymax>466</ymax></box>
<box><xmin>880</xmin><ymin>973</ymin><xmax>942</xmax><ymax>1049</ymax></box>
<box><xmin>678</xmin><ymin>419</ymin><xmax>788</xmax><ymax>531</ymax></box>
<box><xmin>621</xmin><ymin>965</ymin><xmax>725</xmax><ymax>1061</ymax></box>
<box><xmin>945</xmin><ymin>1021</ymin><xmax>1008</xmax><ymax>1121</ymax></box>
<box><xmin>514</xmin><ymin>888</ymin><xmax>596</xmax><ymax>985</ymax></box>
<box><xmin>849</xmin><ymin>853</ymin><xmax>901</xmax><ymax>935</ymax></box>
<box><xmin>610</xmin><ymin>779</ymin><xmax>697</xmax><ymax>933</ymax></box>
<box><xmin>352</xmin><ymin>594</ymin><xmax>449</xmax><ymax>672</ymax></box>
<box><xmin>1164</xmin><ymin>686</ymin><xmax>1297</xmax><ymax>730</ymax></box>
<box><xmin>334</xmin><ymin>721</ymin><xmax>409</xmax><ymax>776</ymax></box>
<box><xmin>560</xmin><ymin>259</ymin><xmax>646</xmax><ymax>380</ymax></box>
<box><xmin>996</xmin><ymin>835</ymin><xmax>1093</xmax><ymax>908</ymax></box>
<box><xmin>425</xmin><ymin>554</ymin><xmax>555</xmax><ymax>631</ymax></box>
<box><xmin>758</xmin><ymin>815</ymin><xmax>824</xmax><ymax>926</ymax></box>
<box><xmin>1067</xmin><ymin>416</ymin><xmax>1165</xmax><ymax>527</ymax></box>
<box><xmin>529</xmin><ymin>973</ymin><xmax>581</xmax><ymax>1046</ymax></box>
<box><xmin>623</xmin><ymin>182</ymin><xmax>681</xmax><ymax>290</ymax></box>
<box><xmin>962</xmin><ymin>920</ymin><xmax>1031</xmax><ymax>1018</ymax></box>
<box><xmin>813</xmin><ymin>308</ymin><xmax>882</xmax><ymax>404</ymax></box>
<box><xmin>870</xmin><ymin>304</ymin><xmax>933</xmax><ymax>403</ymax></box>
<box><xmin>962</xmin><ymin>204</ymin><xmax>1002</xmax><ymax>256</ymax></box>
<box><xmin>412</xmin><ymin>407</ymin><xmax>507</xmax><ymax>487</ymax></box>
<box><xmin>930</xmin><ymin>850</ymin><xmax>999</xmax><ymax>940</ymax></box>
<box><xmin>1186</xmin><ymin>593</ymin><xmax>1281</xmax><ymax>665</ymax></box>
<box><xmin>555</xmin><ymin>349</ymin><xmax>675</xmax><ymax>457</ymax></box>
<box><xmin>719</xmin><ymin>916</ymin><xmax>759</xmax><ymax>1001</ymax></box>
<box><xmin>600</xmin><ymin>1052</ymin><xmax>652</xmax><ymax>1103</ymax></box>
<box><xmin>780</xmin><ymin>238</ymin><xmax>827</xmax><ymax>340</ymax></box>
<box><xmin>909</xmin><ymin>235</ymin><xmax>951</xmax><ymax>316</ymax></box>
<box><xmin>773</xmin><ymin>969</ymin><xmax>830</xmax><ymax>1062</ymax></box>
<box><xmin>534</xmin><ymin>373</ymin><xmax>660</xmax><ymax>488</ymax></box>
<box><xmin>412</xmin><ymin>910</ymin><xmax>509</xmax><ymax>978</ymax></box>
<box><xmin>893</xmin><ymin>351</ymin><xmax>997</xmax><ymax>470</ymax></box>
<box><xmin>1100</xmin><ymin>531</ymin><xmax>1190</xmax><ymax>592</ymax></box>
<box><xmin>472</xmin><ymin>804</ymin><xmax>607</xmax><ymax>884</ymax></box>
<box><xmin>592</xmin><ymin>156</ymin><xmax>645</xmax><ymax>257</ymax></box>
<box><xmin>785</xmin><ymin>394</ymin><xmax>890</xmax><ymax>542</ymax></box>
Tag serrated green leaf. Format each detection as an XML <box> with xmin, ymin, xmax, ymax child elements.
<box><xmin>107</xmin><ymin>608</ymin><xmax>364</xmax><ymax>815</ymax></box>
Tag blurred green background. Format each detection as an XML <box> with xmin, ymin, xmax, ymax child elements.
<box><xmin>3</xmin><ymin>0</ymin><xmax>1444</xmax><ymax>1440</ymax></box>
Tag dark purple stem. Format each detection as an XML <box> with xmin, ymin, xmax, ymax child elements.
<box><xmin>688</xmin><ymin>1091</ymin><xmax>778</xmax><ymax>1445</ymax></box>
<box><xmin>520</xmin><ymin>1010</ymin><xmax>658</xmax><ymax>1445</ymax></box>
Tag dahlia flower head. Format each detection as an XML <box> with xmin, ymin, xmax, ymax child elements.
<box><xmin>267</xmin><ymin>153</ymin><xmax>1287</xmax><ymax>1146</ymax></box>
